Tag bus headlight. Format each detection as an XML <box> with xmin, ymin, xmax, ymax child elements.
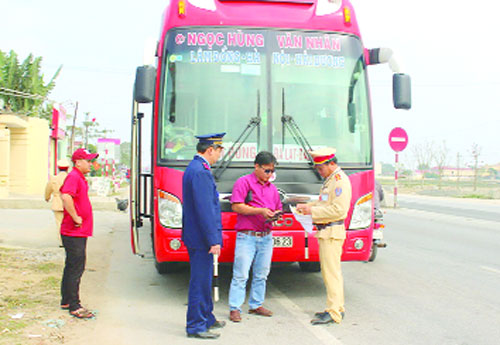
<box><xmin>158</xmin><ymin>190</ymin><xmax>182</xmax><ymax>228</ymax></box>
<box><xmin>349</xmin><ymin>192</ymin><xmax>372</xmax><ymax>230</ymax></box>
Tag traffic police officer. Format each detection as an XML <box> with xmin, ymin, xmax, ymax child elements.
<box><xmin>45</xmin><ymin>159</ymin><xmax>71</xmax><ymax>247</ymax></box>
<box><xmin>182</xmin><ymin>132</ymin><xmax>226</xmax><ymax>339</ymax></box>
<box><xmin>296</xmin><ymin>147</ymin><xmax>352</xmax><ymax>325</ymax></box>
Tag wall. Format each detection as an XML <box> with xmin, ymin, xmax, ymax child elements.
<box><xmin>0</xmin><ymin>114</ymin><xmax>50</xmax><ymax>196</ymax></box>
<box><xmin>0</xmin><ymin>128</ymin><xmax>10</xmax><ymax>197</ymax></box>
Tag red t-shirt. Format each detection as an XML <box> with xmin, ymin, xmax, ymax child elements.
<box><xmin>60</xmin><ymin>168</ymin><xmax>93</xmax><ymax>237</ymax></box>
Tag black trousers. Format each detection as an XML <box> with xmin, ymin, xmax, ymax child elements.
<box><xmin>61</xmin><ymin>235</ymin><xmax>87</xmax><ymax>311</ymax></box>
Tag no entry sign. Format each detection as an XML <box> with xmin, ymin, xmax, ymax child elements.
<box><xmin>388</xmin><ymin>127</ymin><xmax>408</xmax><ymax>152</ymax></box>
<box><xmin>388</xmin><ymin>127</ymin><xmax>408</xmax><ymax>208</ymax></box>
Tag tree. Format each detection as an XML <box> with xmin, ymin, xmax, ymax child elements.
<box><xmin>0</xmin><ymin>51</ymin><xmax>6</xmax><ymax>95</ymax></box>
<box><xmin>82</xmin><ymin>112</ymin><xmax>113</xmax><ymax>147</ymax></box>
<box><xmin>487</xmin><ymin>168</ymin><xmax>498</xmax><ymax>180</ymax></box>
<box><xmin>120</xmin><ymin>142</ymin><xmax>131</xmax><ymax>168</ymax></box>
<box><xmin>64</xmin><ymin>114</ymin><xmax>113</xmax><ymax>150</ymax></box>
<box><xmin>433</xmin><ymin>140</ymin><xmax>449</xmax><ymax>189</ymax></box>
<box><xmin>87</xmin><ymin>143</ymin><xmax>97</xmax><ymax>154</ymax></box>
<box><xmin>66</xmin><ymin>123</ymin><xmax>84</xmax><ymax>145</ymax></box>
<box><xmin>411</xmin><ymin>141</ymin><xmax>435</xmax><ymax>187</ymax></box>
<box><xmin>381</xmin><ymin>163</ymin><xmax>395</xmax><ymax>176</ymax></box>
<box><xmin>471</xmin><ymin>143</ymin><xmax>482</xmax><ymax>191</ymax></box>
<box><xmin>0</xmin><ymin>49</ymin><xmax>62</xmax><ymax>119</ymax></box>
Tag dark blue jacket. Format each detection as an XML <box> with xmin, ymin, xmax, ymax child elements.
<box><xmin>181</xmin><ymin>155</ymin><xmax>222</xmax><ymax>250</ymax></box>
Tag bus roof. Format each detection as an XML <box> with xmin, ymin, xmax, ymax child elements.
<box><xmin>159</xmin><ymin>0</ymin><xmax>361</xmax><ymax>51</ymax></box>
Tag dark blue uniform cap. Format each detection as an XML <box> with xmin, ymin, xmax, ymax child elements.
<box><xmin>195</xmin><ymin>132</ymin><xmax>226</xmax><ymax>146</ymax></box>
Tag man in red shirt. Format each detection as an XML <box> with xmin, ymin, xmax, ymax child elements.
<box><xmin>59</xmin><ymin>148</ymin><xmax>98</xmax><ymax>319</ymax></box>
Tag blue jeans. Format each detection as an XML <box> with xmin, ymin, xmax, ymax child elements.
<box><xmin>229</xmin><ymin>232</ymin><xmax>273</xmax><ymax>311</ymax></box>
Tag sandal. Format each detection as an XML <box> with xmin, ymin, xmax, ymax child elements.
<box><xmin>70</xmin><ymin>307</ymin><xmax>94</xmax><ymax>319</ymax></box>
<box><xmin>60</xmin><ymin>304</ymin><xmax>70</xmax><ymax>310</ymax></box>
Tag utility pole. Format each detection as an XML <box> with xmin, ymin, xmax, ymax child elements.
<box><xmin>456</xmin><ymin>152</ymin><xmax>460</xmax><ymax>189</ymax></box>
<box><xmin>83</xmin><ymin>112</ymin><xmax>91</xmax><ymax>148</ymax></box>
<box><xmin>471</xmin><ymin>143</ymin><xmax>481</xmax><ymax>192</ymax></box>
<box><xmin>69</xmin><ymin>101</ymin><xmax>78</xmax><ymax>154</ymax></box>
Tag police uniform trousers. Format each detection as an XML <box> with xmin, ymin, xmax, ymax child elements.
<box><xmin>53</xmin><ymin>211</ymin><xmax>64</xmax><ymax>245</ymax></box>
<box><xmin>186</xmin><ymin>248</ymin><xmax>216</xmax><ymax>334</ymax></box>
<box><xmin>318</xmin><ymin>237</ymin><xmax>345</xmax><ymax>323</ymax></box>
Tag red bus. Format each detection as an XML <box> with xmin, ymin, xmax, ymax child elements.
<box><xmin>130</xmin><ymin>0</ymin><xmax>411</xmax><ymax>273</ymax></box>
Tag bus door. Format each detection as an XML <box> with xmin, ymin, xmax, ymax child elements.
<box><xmin>130</xmin><ymin>66</ymin><xmax>156</xmax><ymax>256</ymax></box>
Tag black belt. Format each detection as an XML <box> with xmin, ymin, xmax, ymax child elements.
<box><xmin>315</xmin><ymin>221</ymin><xmax>344</xmax><ymax>230</ymax></box>
<box><xmin>239</xmin><ymin>230</ymin><xmax>271</xmax><ymax>238</ymax></box>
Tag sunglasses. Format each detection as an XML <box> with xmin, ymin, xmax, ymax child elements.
<box><xmin>261</xmin><ymin>167</ymin><xmax>275</xmax><ymax>174</ymax></box>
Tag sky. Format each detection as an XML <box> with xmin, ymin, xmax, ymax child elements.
<box><xmin>1</xmin><ymin>0</ymin><xmax>499</xmax><ymax>168</ymax></box>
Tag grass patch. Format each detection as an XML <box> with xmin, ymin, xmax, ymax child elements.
<box><xmin>31</xmin><ymin>262</ymin><xmax>60</xmax><ymax>273</ymax></box>
<box><xmin>13</xmin><ymin>286</ymin><xmax>29</xmax><ymax>293</ymax></box>
<box><xmin>379</xmin><ymin>178</ymin><xmax>500</xmax><ymax>199</ymax></box>
<box><xmin>459</xmin><ymin>194</ymin><xmax>493</xmax><ymax>199</ymax></box>
<box><xmin>0</xmin><ymin>319</ymin><xmax>28</xmax><ymax>332</ymax></box>
<box><xmin>0</xmin><ymin>247</ymin><xmax>15</xmax><ymax>253</ymax></box>
<box><xmin>0</xmin><ymin>246</ymin><xmax>64</xmax><ymax>344</ymax></box>
<box><xmin>39</xmin><ymin>276</ymin><xmax>60</xmax><ymax>289</ymax></box>
<box><xmin>1</xmin><ymin>295</ymin><xmax>39</xmax><ymax>309</ymax></box>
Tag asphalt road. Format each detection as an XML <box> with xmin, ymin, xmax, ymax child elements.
<box><xmin>397</xmin><ymin>194</ymin><xmax>500</xmax><ymax>222</ymax></box>
<box><xmin>2</xmin><ymin>195</ymin><xmax>499</xmax><ymax>345</ymax></box>
<box><xmin>86</xmin><ymin>195</ymin><xmax>500</xmax><ymax>345</ymax></box>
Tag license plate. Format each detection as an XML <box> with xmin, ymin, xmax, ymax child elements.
<box><xmin>273</xmin><ymin>236</ymin><xmax>293</xmax><ymax>248</ymax></box>
<box><xmin>373</xmin><ymin>229</ymin><xmax>383</xmax><ymax>240</ymax></box>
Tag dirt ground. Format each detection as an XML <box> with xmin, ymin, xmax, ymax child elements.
<box><xmin>0</xmin><ymin>210</ymin><xmax>114</xmax><ymax>345</ymax></box>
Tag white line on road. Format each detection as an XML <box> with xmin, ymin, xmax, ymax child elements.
<box><xmin>269</xmin><ymin>282</ymin><xmax>344</xmax><ymax>345</ymax></box>
<box><xmin>481</xmin><ymin>266</ymin><xmax>500</xmax><ymax>275</ymax></box>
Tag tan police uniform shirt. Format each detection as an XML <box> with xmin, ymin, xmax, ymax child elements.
<box><xmin>308</xmin><ymin>167</ymin><xmax>352</xmax><ymax>240</ymax></box>
<box><xmin>44</xmin><ymin>171</ymin><xmax>68</xmax><ymax>211</ymax></box>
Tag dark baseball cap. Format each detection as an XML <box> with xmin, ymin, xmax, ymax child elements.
<box><xmin>71</xmin><ymin>148</ymin><xmax>99</xmax><ymax>162</ymax></box>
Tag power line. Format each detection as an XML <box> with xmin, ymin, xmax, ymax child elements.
<box><xmin>0</xmin><ymin>87</ymin><xmax>46</xmax><ymax>100</ymax></box>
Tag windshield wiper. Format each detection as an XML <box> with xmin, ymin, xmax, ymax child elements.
<box><xmin>213</xmin><ymin>91</ymin><xmax>261</xmax><ymax>181</ymax></box>
<box><xmin>281</xmin><ymin>88</ymin><xmax>322</xmax><ymax>181</ymax></box>
<box><xmin>168</xmin><ymin>60</ymin><xmax>177</xmax><ymax>123</ymax></box>
<box><xmin>346</xmin><ymin>57</ymin><xmax>364</xmax><ymax>133</ymax></box>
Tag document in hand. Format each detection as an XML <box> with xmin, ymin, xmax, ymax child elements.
<box><xmin>290</xmin><ymin>206</ymin><xmax>314</xmax><ymax>234</ymax></box>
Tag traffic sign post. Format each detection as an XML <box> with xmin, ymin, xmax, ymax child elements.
<box><xmin>388</xmin><ymin>127</ymin><xmax>408</xmax><ymax>208</ymax></box>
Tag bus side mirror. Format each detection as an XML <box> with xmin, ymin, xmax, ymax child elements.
<box><xmin>393</xmin><ymin>73</ymin><xmax>411</xmax><ymax>110</ymax></box>
<box><xmin>134</xmin><ymin>65</ymin><xmax>156</xmax><ymax>104</ymax></box>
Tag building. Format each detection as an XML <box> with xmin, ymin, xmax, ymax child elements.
<box><xmin>0</xmin><ymin>113</ymin><xmax>50</xmax><ymax>197</ymax></box>
<box><xmin>97</xmin><ymin>138</ymin><xmax>121</xmax><ymax>164</ymax></box>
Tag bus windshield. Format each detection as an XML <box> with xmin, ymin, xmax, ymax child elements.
<box><xmin>159</xmin><ymin>28</ymin><xmax>371</xmax><ymax>166</ymax></box>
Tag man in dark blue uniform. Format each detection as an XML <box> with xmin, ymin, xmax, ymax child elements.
<box><xmin>182</xmin><ymin>132</ymin><xmax>226</xmax><ymax>339</ymax></box>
